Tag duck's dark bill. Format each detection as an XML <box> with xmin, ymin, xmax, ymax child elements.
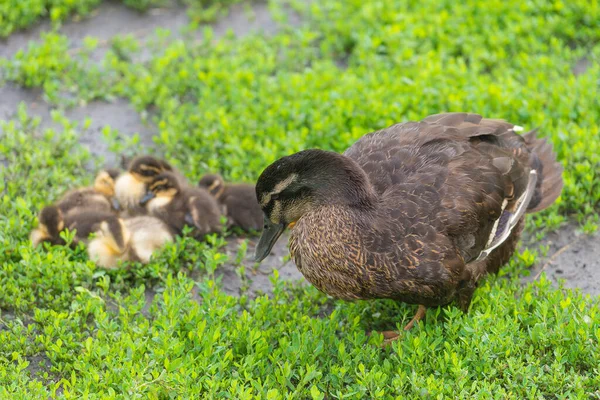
<box><xmin>254</xmin><ymin>218</ymin><xmax>285</xmax><ymax>262</ymax></box>
<box><xmin>140</xmin><ymin>192</ymin><xmax>155</xmax><ymax>206</ymax></box>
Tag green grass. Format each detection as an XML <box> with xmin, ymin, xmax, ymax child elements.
<box><xmin>1</xmin><ymin>0</ymin><xmax>600</xmax><ymax>398</ymax></box>
<box><xmin>0</xmin><ymin>0</ymin><xmax>250</xmax><ymax>38</ymax></box>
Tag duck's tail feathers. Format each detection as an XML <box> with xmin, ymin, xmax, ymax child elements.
<box><xmin>523</xmin><ymin>130</ymin><xmax>564</xmax><ymax>213</ymax></box>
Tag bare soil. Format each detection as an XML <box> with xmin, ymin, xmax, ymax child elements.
<box><xmin>216</xmin><ymin>233</ymin><xmax>304</xmax><ymax>297</ymax></box>
<box><xmin>0</xmin><ymin>1</ymin><xmax>297</xmax><ymax>166</ymax></box>
<box><xmin>523</xmin><ymin>222</ymin><xmax>600</xmax><ymax>296</ymax></box>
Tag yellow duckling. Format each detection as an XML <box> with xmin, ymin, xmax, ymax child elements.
<box><xmin>113</xmin><ymin>156</ymin><xmax>174</xmax><ymax>216</ymax></box>
<box><xmin>87</xmin><ymin>215</ymin><xmax>173</xmax><ymax>268</ymax></box>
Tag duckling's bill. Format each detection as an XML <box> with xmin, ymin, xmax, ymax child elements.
<box><xmin>254</xmin><ymin>216</ymin><xmax>285</xmax><ymax>262</ymax></box>
<box><xmin>140</xmin><ymin>191</ymin><xmax>155</xmax><ymax>205</ymax></box>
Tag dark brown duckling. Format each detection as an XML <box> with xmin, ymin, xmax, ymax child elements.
<box><xmin>141</xmin><ymin>172</ymin><xmax>222</xmax><ymax>239</ymax></box>
<box><xmin>54</xmin><ymin>169</ymin><xmax>122</xmax><ymax>215</ymax></box>
<box><xmin>114</xmin><ymin>156</ymin><xmax>182</xmax><ymax>216</ymax></box>
<box><xmin>87</xmin><ymin>215</ymin><xmax>173</xmax><ymax>268</ymax></box>
<box><xmin>254</xmin><ymin>112</ymin><xmax>563</xmax><ymax>343</ymax></box>
<box><xmin>30</xmin><ymin>206</ymin><xmax>121</xmax><ymax>248</ymax></box>
<box><xmin>198</xmin><ymin>173</ymin><xmax>263</xmax><ymax>232</ymax></box>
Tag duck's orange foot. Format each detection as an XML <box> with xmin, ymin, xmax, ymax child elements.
<box><xmin>380</xmin><ymin>330</ymin><xmax>401</xmax><ymax>346</ymax></box>
<box><xmin>403</xmin><ymin>304</ymin><xmax>427</xmax><ymax>331</ymax></box>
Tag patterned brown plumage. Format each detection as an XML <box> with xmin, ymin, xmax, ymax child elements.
<box><xmin>254</xmin><ymin>113</ymin><xmax>563</xmax><ymax>337</ymax></box>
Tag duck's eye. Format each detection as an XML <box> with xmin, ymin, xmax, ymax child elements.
<box><xmin>271</xmin><ymin>193</ymin><xmax>280</xmax><ymax>201</ymax></box>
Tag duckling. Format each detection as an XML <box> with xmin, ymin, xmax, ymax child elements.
<box><xmin>87</xmin><ymin>215</ymin><xmax>173</xmax><ymax>268</ymax></box>
<box><xmin>141</xmin><ymin>172</ymin><xmax>222</xmax><ymax>239</ymax></box>
<box><xmin>30</xmin><ymin>206</ymin><xmax>120</xmax><ymax>247</ymax></box>
<box><xmin>54</xmin><ymin>169</ymin><xmax>122</xmax><ymax>215</ymax></box>
<box><xmin>113</xmin><ymin>156</ymin><xmax>175</xmax><ymax>216</ymax></box>
<box><xmin>254</xmin><ymin>113</ymin><xmax>563</xmax><ymax>342</ymax></box>
<box><xmin>30</xmin><ymin>206</ymin><xmax>65</xmax><ymax>247</ymax></box>
<box><xmin>93</xmin><ymin>168</ymin><xmax>121</xmax><ymax>210</ymax></box>
<box><xmin>198</xmin><ymin>173</ymin><xmax>263</xmax><ymax>232</ymax></box>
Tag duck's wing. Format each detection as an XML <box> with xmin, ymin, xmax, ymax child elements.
<box><xmin>345</xmin><ymin>113</ymin><xmax>544</xmax><ymax>264</ymax></box>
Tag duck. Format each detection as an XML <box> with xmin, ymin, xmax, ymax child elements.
<box><xmin>113</xmin><ymin>156</ymin><xmax>180</xmax><ymax>216</ymax></box>
<box><xmin>87</xmin><ymin>215</ymin><xmax>173</xmax><ymax>269</ymax></box>
<box><xmin>54</xmin><ymin>168</ymin><xmax>122</xmax><ymax>215</ymax></box>
<box><xmin>140</xmin><ymin>172</ymin><xmax>222</xmax><ymax>239</ymax></box>
<box><xmin>30</xmin><ymin>206</ymin><xmax>120</xmax><ymax>247</ymax></box>
<box><xmin>198</xmin><ymin>173</ymin><xmax>263</xmax><ymax>232</ymax></box>
<box><xmin>253</xmin><ymin>112</ymin><xmax>563</xmax><ymax>343</ymax></box>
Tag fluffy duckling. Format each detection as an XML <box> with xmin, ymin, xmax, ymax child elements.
<box><xmin>55</xmin><ymin>169</ymin><xmax>122</xmax><ymax>215</ymax></box>
<box><xmin>93</xmin><ymin>168</ymin><xmax>121</xmax><ymax>209</ymax></box>
<box><xmin>30</xmin><ymin>206</ymin><xmax>66</xmax><ymax>247</ymax></box>
<box><xmin>254</xmin><ymin>112</ymin><xmax>563</xmax><ymax>342</ymax></box>
<box><xmin>113</xmin><ymin>156</ymin><xmax>174</xmax><ymax>216</ymax></box>
<box><xmin>198</xmin><ymin>173</ymin><xmax>263</xmax><ymax>232</ymax></box>
<box><xmin>141</xmin><ymin>172</ymin><xmax>222</xmax><ymax>238</ymax></box>
<box><xmin>87</xmin><ymin>216</ymin><xmax>173</xmax><ymax>269</ymax></box>
<box><xmin>30</xmin><ymin>206</ymin><xmax>119</xmax><ymax>247</ymax></box>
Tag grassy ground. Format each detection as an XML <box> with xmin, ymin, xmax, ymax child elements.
<box><xmin>1</xmin><ymin>0</ymin><xmax>599</xmax><ymax>398</ymax></box>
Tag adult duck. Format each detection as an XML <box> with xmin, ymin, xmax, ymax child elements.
<box><xmin>254</xmin><ymin>113</ymin><xmax>563</xmax><ymax>342</ymax></box>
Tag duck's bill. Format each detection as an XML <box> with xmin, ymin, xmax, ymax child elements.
<box><xmin>139</xmin><ymin>192</ymin><xmax>155</xmax><ymax>206</ymax></box>
<box><xmin>254</xmin><ymin>217</ymin><xmax>285</xmax><ymax>262</ymax></box>
<box><xmin>111</xmin><ymin>197</ymin><xmax>121</xmax><ymax>211</ymax></box>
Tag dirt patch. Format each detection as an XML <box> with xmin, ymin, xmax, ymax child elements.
<box><xmin>26</xmin><ymin>353</ymin><xmax>53</xmax><ymax>381</ymax></box>
<box><xmin>0</xmin><ymin>2</ymin><xmax>188</xmax><ymax>61</ymax></box>
<box><xmin>0</xmin><ymin>1</ymin><xmax>298</xmax><ymax>61</ymax></box>
<box><xmin>0</xmin><ymin>83</ymin><xmax>155</xmax><ymax>166</ymax></box>
<box><xmin>215</xmin><ymin>233</ymin><xmax>304</xmax><ymax>297</ymax></box>
<box><xmin>572</xmin><ymin>57</ymin><xmax>592</xmax><ymax>76</ymax></box>
<box><xmin>184</xmin><ymin>234</ymin><xmax>303</xmax><ymax>299</ymax></box>
<box><xmin>0</xmin><ymin>1</ymin><xmax>300</xmax><ymax>166</ymax></box>
<box><xmin>522</xmin><ymin>222</ymin><xmax>600</xmax><ymax>296</ymax></box>
<box><xmin>65</xmin><ymin>98</ymin><xmax>157</xmax><ymax>166</ymax></box>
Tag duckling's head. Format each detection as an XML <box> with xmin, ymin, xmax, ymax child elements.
<box><xmin>140</xmin><ymin>172</ymin><xmax>181</xmax><ymax>206</ymax></box>
<box><xmin>128</xmin><ymin>156</ymin><xmax>172</xmax><ymax>183</ymax></box>
<box><xmin>254</xmin><ymin>149</ymin><xmax>375</xmax><ymax>261</ymax></box>
<box><xmin>198</xmin><ymin>174</ymin><xmax>225</xmax><ymax>198</ymax></box>
<box><xmin>30</xmin><ymin>206</ymin><xmax>64</xmax><ymax>246</ymax></box>
<box><xmin>105</xmin><ymin>168</ymin><xmax>121</xmax><ymax>181</ymax></box>
<box><xmin>87</xmin><ymin>217</ymin><xmax>131</xmax><ymax>269</ymax></box>
<box><xmin>93</xmin><ymin>170</ymin><xmax>118</xmax><ymax>197</ymax></box>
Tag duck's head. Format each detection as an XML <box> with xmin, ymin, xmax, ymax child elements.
<box><xmin>254</xmin><ymin>149</ymin><xmax>375</xmax><ymax>262</ymax></box>
<box><xmin>198</xmin><ymin>173</ymin><xmax>225</xmax><ymax>198</ymax></box>
<box><xmin>128</xmin><ymin>156</ymin><xmax>172</xmax><ymax>183</ymax></box>
<box><xmin>93</xmin><ymin>169</ymin><xmax>120</xmax><ymax>197</ymax></box>
<box><xmin>140</xmin><ymin>172</ymin><xmax>180</xmax><ymax>206</ymax></box>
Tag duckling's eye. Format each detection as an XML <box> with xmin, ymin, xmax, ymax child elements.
<box><xmin>141</xmin><ymin>169</ymin><xmax>157</xmax><ymax>177</ymax></box>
